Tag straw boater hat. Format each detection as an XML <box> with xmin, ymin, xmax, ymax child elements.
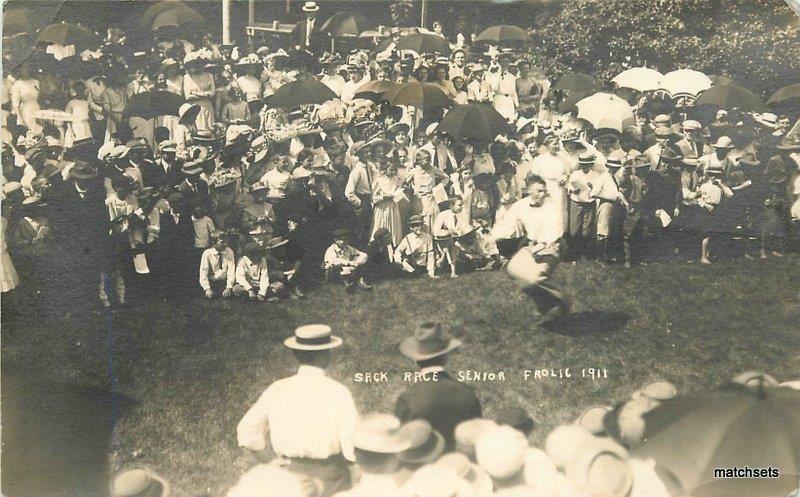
<box><xmin>353</xmin><ymin>414</ymin><xmax>412</xmax><ymax>453</ymax></box>
<box><xmin>400</xmin><ymin>322</ymin><xmax>462</xmax><ymax>361</ymax></box>
<box><xmin>578</xmin><ymin>151</ymin><xmax>596</xmax><ymax>166</ymax></box>
<box><xmin>398</xmin><ymin>420</ymin><xmax>446</xmax><ymax>464</ymax></box>
<box><xmin>284</xmin><ymin>324</ymin><xmax>342</xmax><ymax>351</ymax></box>
<box><xmin>110</xmin><ymin>468</ymin><xmax>170</xmax><ymax>497</ymax></box>
<box><xmin>302</xmin><ymin>1</ymin><xmax>319</xmax><ymax>12</ymax></box>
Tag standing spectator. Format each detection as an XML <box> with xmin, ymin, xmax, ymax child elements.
<box><xmin>10</xmin><ymin>61</ymin><xmax>42</xmax><ymax>135</ymax></box>
<box><xmin>567</xmin><ymin>152</ymin><xmax>599</xmax><ymax>261</ymax></box>
<box><xmin>395</xmin><ymin>321</ymin><xmax>482</xmax><ymax>450</ymax></box>
<box><xmin>183</xmin><ymin>50</ymin><xmax>216</xmax><ymax>131</ymax></box>
<box><xmin>371</xmin><ymin>161</ymin><xmax>404</xmax><ymax>245</ymax></box>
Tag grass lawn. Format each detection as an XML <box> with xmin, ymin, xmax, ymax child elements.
<box><xmin>3</xmin><ymin>255</ymin><xmax>800</xmax><ymax>497</ymax></box>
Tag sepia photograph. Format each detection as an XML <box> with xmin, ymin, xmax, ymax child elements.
<box><xmin>1</xmin><ymin>0</ymin><xmax>799</xmax><ymax>496</ymax></box>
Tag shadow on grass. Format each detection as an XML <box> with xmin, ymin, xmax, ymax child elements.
<box><xmin>541</xmin><ymin>311</ymin><xmax>630</xmax><ymax>336</ymax></box>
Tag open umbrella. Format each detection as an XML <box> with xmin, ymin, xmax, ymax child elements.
<box><xmin>354</xmin><ymin>80</ymin><xmax>400</xmax><ymax>100</ymax></box>
<box><xmin>636</xmin><ymin>383</ymin><xmax>800</xmax><ymax>497</ymax></box>
<box><xmin>695</xmin><ymin>78</ymin><xmax>765</xmax><ymax>112</ymax></box>
<box><xmin>142</xmin><ymin>0</ymin><xmax>189</xmax><ymax>27</ymax></box>
<box><xmin>3</xmin><ymin>9</ymin><xmax>33</xmax><ymax>37</ymax></box>
<box><xmin>612</xmin><ymin>67</ymin><xmax>663</xmax><ymax>92</ymax></box>
<box><xmin>660</xmin><ymin>69</ymin><xmax>712</xmax><ymax>98</ymax></box>
<box><xmin>553</xmin><ymin>73</ymin><xmax>603</xmax><ymax>94</ymax></box>
<box><xmin>474</xmin><ymin>25</ymin><xmax>529</xmax><ymax>44</ymax></box>
<box><xmin>382</xmin><ymin>82</ymin><xmax>452</xmax><ymax>110</ymax></box>
<box><xmin>124</xmin><ymin>91</ymin><xmax>185</xmax><ymax>121</ymax></box>
<box><xmin>575</xmin><ymin>92</ymin><xmax>635</xmax><ymax>132</ymax></box>
<box><xmin>320</xmin><ymin>11</ymin><xmax>370</xmax><ymax>37</ymax></box>
<box><xmin>437</xmin><ymin>104</ymin><xmax>511</xmax><ymax>142</ymax></box>
<box><xmin>150</xmin><ymin>3</ymin><xmax>204</xmax><ymax>31</ymax></box>
<box><xmin>395</xmin><ymin>33</ymin><xmax>451</xmax><ymax>55</ymax></box>
<box><xmin>37</xmin><ymin>23</ymin><xmax>99</xmax><ymax>49</ymax></box>
<box><xmin>265</xmin><ymin>79</ymin><xmax>337</xmax><ymax>108</ymax></box>
<box><xmin>767</xmin><ymin>83</ymin><xmax>800</xmax><ymax>106</ymax></box>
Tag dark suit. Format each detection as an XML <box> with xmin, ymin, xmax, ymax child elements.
<box><xmin>175</xmin><ymin>178</ymin><xmax>211</xmax><ymax>213</ymax></box>
<box><xmin>155</xmin><ymin>210</ymin><xmax>196</xmax><ymax>298</ymax></box>
<box><xmin>395</xmin><ymin>371</ymin><xmax>482</xmax><ymax>450</ymax></box>
<box><xmin>141</xmin><ymin>159</ymin><xmax>181</xmax><ymax>188</ymax></box>
<box><xmin>292</xmin><ymin>17</ymin><xmax>324</xmax><ymax>53</ymax></box>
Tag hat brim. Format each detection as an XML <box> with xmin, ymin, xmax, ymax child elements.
<box><xmin>400</xmin><ymin>337</ymin><xmax>462</xmax><ymax>361</ymax></box>
<box><xmin>284</xmin><ymin>335</ymin><xmax>342</xmax><ymax>351</ymax></box>
<box><xmin>398</xmin><ymin>431</ymin><xmax>446</xmax><ymax>464</ymax></box>
<box><xmin>265</xmin><ymin>239</ymin><xmax>289</xmax><ymax>250</ymax></box>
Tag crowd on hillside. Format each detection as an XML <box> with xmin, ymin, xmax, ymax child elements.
<box><xmin>2</xmin><ymin>2</ymin><xmax>800</xmax><ymax>310</ymax></box>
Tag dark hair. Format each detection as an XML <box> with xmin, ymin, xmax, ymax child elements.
<box><xmin>525</xmin><ymin>173</ymin><xmax>547</xmax><ymax>188</ymax></box>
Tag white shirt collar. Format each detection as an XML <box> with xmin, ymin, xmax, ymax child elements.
<box><xmin>297</xmin><ymin>365</ymin><xmax>326</xmax><ymax>376</ymax></box>
<box><xmin>420</xmin><ymin>365</ymin><xmax>445</xmax><ymax>375</ymax></box>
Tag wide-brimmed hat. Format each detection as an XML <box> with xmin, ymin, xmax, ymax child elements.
<box><xmin>475</xmin><ymin>425</ymin><xmax>528</xmax><ymax>480</ymax></box>
<box><xmin>605</xmin><ymin>158</ymin><xmax>624</xmax><ymax>169</ymax></box>
<box><xmin>284</xmin><ymin>324</ymin><xmax>342</xmax><ymax>351</ymax></box>
<box><xmin>352</xmin><ymin>414</ymin><xmax>411</xmax><ymax>453</ymax></box>
<box><xmin>158</xmin><ymin>140</ymin><xmax>177</xmax><ymax>153</ymax></box>
<box><xmin>660</xmin><ymin>146</ymin><xmax>683</xmax><ymax>162</ymax></box>
<box><xmin>110</xmin><ymin>468</ymin><xmax>170</xmax><ymax>497</ymax></box>
<box><xmin>181</xmin><ymin>159</ymin><xmax>205</xmax><ymax>175</ymax></box>
<box><xmin>635</xmin><ymin>380</ymin><xmax>678</xmax><ymax>401</ymax></box>
<box><xmin>400</xmin><ymin>322</ymin><xmax>462</xmax><ymax>361</ymax></box>
<box><xmin>263</xmin><ymin>236</ymin><xmax>289</xmax><ymax>250</ymax></box>
<box><xmin>757</xmin><ymin>112</ymin><xmax>779</xmax><ymax>129</ymax></box>
<box><xmin>301</xmin><ymin>1</ymin><xmax>319</xmax><ymax>12</ymax></box>
<box><xmin>681</xmin><ymin>157</ymin><xmax>700</xmax><ymax>168</ymax></box>
<box><xmin>564</xmin><ymin>437</ymin><xmax>632</xmax><ymax>497</ymax></box>
<box><xmin>711</xmin><ymin>136</ymin><xmax>734</xmax><ymax>149</ymax></box>
<box><xmin>386</xmin><ymin>122</ymin><xmax>410</xmax><ymax>136</ymax></box>
<box><xmin>192</xmin><ymin>129</ymin><xmax>222</xmax><ymax>144</ymax></box>
<box><xmin>69</xmin><ymin>160</ymin><xmax>99</xmax><ymax>179</ymax></box>
<box><xmin>178</xmin><ymin>103</ymin><xmax>201</xmax><ymax>125</ymax></box>
<box><xmin>455</xmin><ymin>418</ymin><xmax>497</xmax><ymax>457</ymax></box>
<box><xmin>398</xmin><ymin>420</ymin><xmax>446</xmax><ymax>463</ymax></box>
<box><xmin>515</xmin><ymin>116</ymin><xmax>537</xmax><ymax>133</ymax></box>
<box><xmin>544</xmin><ymin>424</ymin><xmax>595</xmax><ymax>470</ymax></box>
<box><xmin>576</xmin><ymin>405</ymin><xmax>612</xmax><ymax>436</ymax></box>
<box><xmin>776</xmin><ymin>136</ymin><xmax>800</xmax><ymax>151</ymax></box>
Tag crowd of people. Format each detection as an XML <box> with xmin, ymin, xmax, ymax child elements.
<box><xmin>104</xmin><ymin>321</ymin><xmax>799</xmax><ymax>497</ymax></box>
<box><xmin>2</xmin><ymin>2</ymin><xmax>800</xmax><ymax>308</ymax></box>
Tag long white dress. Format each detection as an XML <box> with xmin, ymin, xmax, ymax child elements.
<box><xmin>530</xmin><ymin>152</ymin><xmax>569</xmax><ymax>234</ymax></box>
<box><xmin>64</xmin><ymin>98</ymin><xmax>92</xmax><ymax>147</ymax></box>
<box><xmin>371</xmin><ymin>173</ymin><xmax>404</xmax><ymax>245</ymax></box>
<box><xmin>183</xmin><ymin>72</ymin><xmax>216</xmax><ymax>131</ymax></box>
<box><xmin>10</xmin><ymin>78</ymin><xmax>42</xmax><ymax>134</ymax></box>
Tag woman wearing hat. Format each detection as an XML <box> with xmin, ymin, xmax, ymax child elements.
<box><xmin>234</xmin><ymin>54</ymin><xmax>263</xmax><ymax>104</ymax></box>
<box><xmin>371</xmin><ymin>159</ymin><xmax>404</xmax><ymax>246</ymax></box>
<box><xmin>182</xmin><ymin>50</ymin><xmax>216</xmax><ymax>131</ymax></box>
<box><xmin>681</xmin><ymin>164</ymin><xmax>734</xmax><ymax>264</ymax></box>
<box><xmin>10</xmin><ymin>61</ymin><xmax>42</xmax><ymax>135</ymax></box>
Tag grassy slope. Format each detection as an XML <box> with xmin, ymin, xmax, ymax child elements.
<box><xmin>3</xmin><ymin>256</ymin><xmax>799</xmax><ymax>496</ymax></box>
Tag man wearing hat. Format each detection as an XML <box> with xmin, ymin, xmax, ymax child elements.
<box><xmin>698</xmin><ymin>135</ymin><xmax>735</xmax><ymax>180</ymax></box>
<box><xmin>466</xmin><ymin>64</ymin><xmax>489</xmax><ymax>103</ymax></box>
<box><xmin>491</xmin><ymin>174</ymin><xmax>570</xmax><ymax>317</ymax></box>
<box><xmin>394</xmin><ymin>214</ymin><xmax>436</xmax><ymax>277</ymax></box>
<box><xmin>617</xmin><ymin>156</ymin><xmax>651</xmax><ymax>267</ymax></box>
<box><xmin>395</xmin><ymin>322</ymin><xmax>482</xmax><ymax>450</ymax></box>
<box><xmin>198</xmin><ymin>231</ymin><xmax>236</xmax><ymax>299</ymax></box>
<box><xmin>293</xmin><ymin>2</ymin><xmax>323</xmax><ymax>53</ymax></box>
<box><xmin>591</xmin><ymin>156</ymin><xmax>624</xmax><ymax>263</ymax></box>
<box><xmin>643</xmin><ymin>126</ymin><xmax>675</xmax><ymax>173</ymax></box>
<box><xmin>237</xmin><ymin>323</ymin><xmax>358</xmax><ymax>497</ymax></box>
<box><xmin>148</xmin><ymin>140</ymin><xmax>182</xmax><ymax>187</ymax></box>
<box><xmin>674</xmin><ymin>120</ymin><xmax>711</xmax><ymax>160</ymax></box>
<box><xmin>241</xmin><ymin>183</ymin><xmax>277</xmax><ymax>235</ymax></box>
<box><xmin>566</xmin><ymin>151</ymin><xmax>599</xmax><ymax>261</ymax></box>
<box><xmin>323</xmin><ymin>228</ymin><xmax>371</xmax><ymax>291</ymax></box>
<box><xmin>344</xmin><ymin>142</ymin><xmax>378</xmax><ymax>243</ymax></box>
<box><xmin>332</xmin><ymin>414</ymin><xmax>413</xmax><ymax>497</ymax></box>
<box><xmin>175</xmin><ymin>158</ymin><xmax>211</xmax><ymax>214</ymax></box>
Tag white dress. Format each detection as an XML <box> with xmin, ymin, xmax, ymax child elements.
<box><xmin>10</xmin><ymin>78</ymin><xmax>42</xmax><ymax>134</ymax></box>
<box><xmin>183</xmin><ymin>72</ymin><xmax>215</xmax><ymax>131</ymax></box>
<box><xmin>530</xmin><ymin>152</ymin><xmax>569</xmax><ymax>234</ymax></box>
<box><xmin>64</xmin><ymin>98</ymin><xmax>92</xmax><ymax>147</ymax></box>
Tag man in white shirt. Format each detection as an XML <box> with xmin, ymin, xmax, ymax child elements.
<box><xmin>567</xmin><ymin>152</ymin><xmax>599</xmax><ymax>260</ymax></box>
<box><xmin>492</xmin><ymin>175</ymin><xmax>570</xmax><ymax>318</ymax></box>
<box><xmin>344</xmin><ymin>143</ymin><xmax>377</xmax><ymax>242</ymax></box>
<box><xmin>237</xmin><ymin>324</ymin><xmax>358</xmax><ymax>497</ymax></box>
<box><xmin>198</xmin><ymin>232</ymin><xmax>235</xmax><ymax>298</ymax></box>
<box><xmin>233</xmin><ymin>242</ymin><xmax>271</xmax><ymax>301</ymax></box>
<box><xmin>323</xmin><ymin>229</ymin><xmax>371</xmax><ymax>291</ymax></box>
<box><xmin>395</xmin><ymin>215</ymin><xmax>436</xmax><ymax>278</ymax></box>
<box><xmin>592</xmin><ymin>158</ymin><xmax>624</xmax><ymax>263</ymax></box>
<box><xmin>466</xmin><ymin>64</ymin><xmax>489</xmax><ymax>103</ymax></box>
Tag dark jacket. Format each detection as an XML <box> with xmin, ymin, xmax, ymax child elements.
<box><xmin>394</xmin><ymin>371</ymin><xmax>482</xmax><ymax>450</ymax></box>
